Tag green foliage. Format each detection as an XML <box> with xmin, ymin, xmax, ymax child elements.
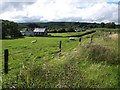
<box><xmin>1</xmin><ymin>20</ymin><xmax>22</xmax><ymax>39</ymax></box>
<box><xmin>66</xmin><ymin>27</ymin><xmax>75</xmax><ymax>32</ymax></box>
<box><xmin>101</xmin><ymin>22</ymin><xmax>105</xmax><ymax>28</ymax></box>
<box><xmin>57</xmin><ymin>28</ymin><xmax>66</xmax><ymax>33</ymax></box>
<box><xmin>105</xmin><ymin>22</ymin><xmax>116</xmax><ymax>28</ymax></box>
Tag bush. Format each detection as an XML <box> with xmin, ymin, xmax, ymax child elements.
<box><xmin>66</xmin><ymin>28</ymin><xmax>75</xmax><ymax>32</ymax></box>
<box><xmin>57</xmin><ymin>28</ymin><xmax>66</xmax><ymax>33</ymax></box>
<box><xmin>88</xmin><ymin>45</ymin><xmax>109</xmax><ymax>61</ymax></box>
<box><xmin>83</xmin><ymin>44</ymin><xmax>118</xmax><ymax>64</ymax></box>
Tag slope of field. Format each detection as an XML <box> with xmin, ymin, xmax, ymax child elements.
<box><xmin>1</xmin><ymin>31</ymin><xmax>119</xmax><ymax>88</ymax></box>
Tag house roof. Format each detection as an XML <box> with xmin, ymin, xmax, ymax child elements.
<box><xmin>20</xmin><ymin>28</ymin><xmax>28</xmax><ymax>33</ymax></box>
<box><xmin>33</xmin><ymin>28</ymin><xmax>46</xmax><ymax>32</ymax></box>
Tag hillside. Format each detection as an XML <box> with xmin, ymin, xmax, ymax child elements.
<box><xmin>20</xmin><ymin>22</ymin><xmax>119</xmax><ymax>33</ymax></box>
<box><xmin>2</xmin><ymin>30</ymin><xmax>119</xmax><ymax>88</ymax></box>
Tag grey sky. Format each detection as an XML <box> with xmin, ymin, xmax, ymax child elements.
<box><xmin>0</xmin><ymin>0</ymin><xmax>119</xmax><ymax>23</ymax></box>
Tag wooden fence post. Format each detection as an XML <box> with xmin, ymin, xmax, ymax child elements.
<box><xmin>79</xmin><ymin>37</ymin><xmax>82</xmax><ymax>45</ymax></box>
<box><xmin>4</xmin><ymin>49</ymin><xmax>8</xmax><ymax>74</ymax></box>
<box><xmin>79</xmin><ymin>37</ymin><xmax>82</xmax><ymax>42</ymax></box>
<box><xmin>59</xmin><ymin>40</ymin><xmax>62</xmax><ymax>52</ymax></box>
<box><xmin>91</xmin><ymin>35</ymin><xmax>93</xmax><ymax>43</ymax></box>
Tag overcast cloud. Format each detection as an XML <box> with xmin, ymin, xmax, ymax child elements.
<box><xmin>0</xmin><ymin>0</ymin><xmax>119</xmax><ymax>23</ymax></box>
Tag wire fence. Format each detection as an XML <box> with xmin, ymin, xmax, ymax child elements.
<box><xmin>2</xmin><ymin>35</ymin><xmax>95</xmax><ymax>74</ymax></box>
<box><xmin>2</xmin><ymin>40</ymin><xmax>64</xmax><ymax>74</ymax></box>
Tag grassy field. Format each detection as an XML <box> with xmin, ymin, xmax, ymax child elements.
<box><xmin>1</xmin><ymin>31</ymin><xmax>120</xmax><ymax>88</ymax></box>
<box><xmin>49</xmin><ymin>32</ymin><xmax>84</xmax><ymax>37</ymax></box>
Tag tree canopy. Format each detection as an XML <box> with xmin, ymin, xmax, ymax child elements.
<box><xmin>1</xmin><ymin>20</ymin><xmax>24</xmax><ymax>39</ymax></box>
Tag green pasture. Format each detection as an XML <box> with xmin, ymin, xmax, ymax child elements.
<box><xmin>49</xmin><ymin>32</ymin><xmax>84</xmax><ymax>37</ymax></box>
<box><xmin>1</xmin><ymin>31</ymin><xmax>119</xmax><ymax>88</ymax></box>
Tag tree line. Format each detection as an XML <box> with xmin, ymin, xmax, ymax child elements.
<box><xmin>1</xmin><ymin>20</ymin><xmax>26</xmax><ymax>39</ymax></box>
<box><xmin>1</xmin><ymin>19</ymin><xmax>119</xmax><ymax>39</ymax></box>
<box><xmin>21</xmin><ymin>22</ymin><xmax>118</xmax><ymax>33</ymax></box>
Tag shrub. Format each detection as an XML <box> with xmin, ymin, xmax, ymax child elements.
<box><xmin>66</xmin><ymin>27</ymin><xmax>75</xmax><ymax>32</ymax></box>
<box><xmin>57</xmin><ymin>28</ymin><xmax>66</xmax><ymax>33</ymax></box>
<box><xmin>83</xmin><ymin>44</ymin><xmax>118</xmax><ymax>64</ymax></box>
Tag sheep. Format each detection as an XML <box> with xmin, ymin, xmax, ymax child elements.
<box><xmin>31</xmin><ymin>40</ymin><xmax>37</xmax><ymax>43</ymax></box>
<box><xmin>69</xmin><ymin>37</ymin><xmax>75</xmax><ymax>40</ymax></box>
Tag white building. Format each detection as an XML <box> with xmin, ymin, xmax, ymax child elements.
<box><xmin>33</xmin><ymin>28</ymin><xmax>47</xmax><ymax>36</ymax></box>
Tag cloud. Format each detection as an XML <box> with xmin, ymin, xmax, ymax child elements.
<box><xmin>0</xmin><ymin>0</ymin><xmax>119</xmax><ymax>23</ymax></box>
<box><xmin>79</xmin><ymin>2</ymin><xmax>118</xmax><ymax>23</ymax></box>
<box><xmin>13</xmin><ymin>16</ymin><xmax>44</xmax><ymax>23</ymax></box>
<box><xmin>1</xmin><ymin>2</ymin><xmax>35</xmax><ymax>13</ymax></box>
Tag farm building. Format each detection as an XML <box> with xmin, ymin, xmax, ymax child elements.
<box><xmin>33</xmin><ymin>28</ymin><xmax>47</xmax><ymax>36</ymax></box>
<box><xmin>25</xmin><ymin>30</ymin><xmax>34</xmax><ymax>36</ymax></box>
<box><xmin>21</xmin><ymin>28</ymin><xmax>47</xmax><ymax>36</ymax></box>
<box><xmin>20</xmin><ymin>28</ymin><xmax>34</xmax><ymax>36</ymax></box>
<box><xmin>20</xmin><ymin>28</ymin><xmax>27</xmax><ymax>36</ymax></box>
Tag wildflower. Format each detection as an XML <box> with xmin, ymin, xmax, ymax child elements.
<box><xmin>63</xmin><ymin>85</ymin><xmax>68</xmax><ymax>88</ymax></box>
<box><xmin>65</xmin><ymin>64</ymin><xmax>70</xmax><ymax>68</ymax></box>
<box><xmin>76</xmin><ymin>82</ymin><xmax>79</xmax><ymax>85</ymax></box>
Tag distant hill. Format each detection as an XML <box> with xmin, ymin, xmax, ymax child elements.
<box><xmin>19</xmin><ymin>21</ymin><xmax>119</xmax><ymax>33</ymax></box>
